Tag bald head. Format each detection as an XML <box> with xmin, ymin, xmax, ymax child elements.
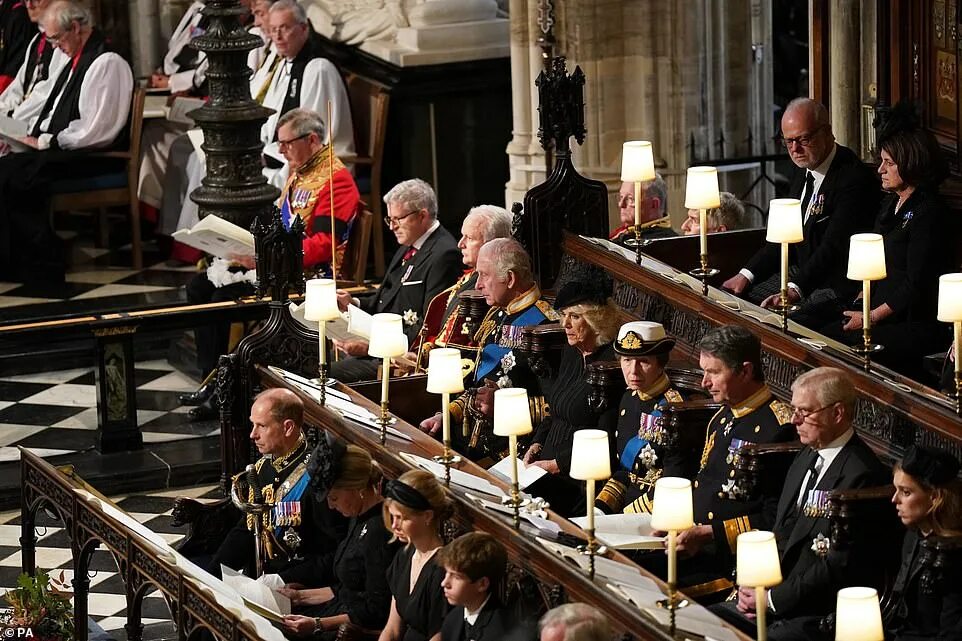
<box><xmin>249</xmin><ymin>388</ymin><xmax>304</xmax><ymax>456</ymax></box>
<box><xmin>781</xmin><ymin>98</ymin><xmax>835</xmax><ymax>170</ymax></box>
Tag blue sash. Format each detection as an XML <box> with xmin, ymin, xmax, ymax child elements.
<box><xmin>619</xmin><ymin>402</ymin><xmax>666</xmax><ymax>471</ymax></box>
<box><xmin>475</xmin><ymin>305</ymin><xmax>546</xmax><ymax>382</ymax></box>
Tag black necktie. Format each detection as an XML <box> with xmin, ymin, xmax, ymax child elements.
<box><xmin>799</xmin><ymin>171</ymin><xmax>816</xmax><ymax>223</ymax></box>
<box><xmin>796</xmin><ymin>454</ymin><xmax>822</xmax><ymax>511</ymax></box>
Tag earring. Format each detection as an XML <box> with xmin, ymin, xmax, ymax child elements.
<box><xmin>359</xmin><ymin>490</ymin><xmax>365</xmax><ymax>500</ymax></box>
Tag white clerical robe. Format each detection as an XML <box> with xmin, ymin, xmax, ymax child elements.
<box><xmin>0</xmin><ymin>32</ymin><xmax>70</xmax><ymax>123</ymax></box>
<box><xmin>164</xmin><ymin>0</ymin><xmax>207</xmax><ymax>94</ymax></box>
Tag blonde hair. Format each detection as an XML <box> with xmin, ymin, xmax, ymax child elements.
<box><xmin>382</xmin><ymin>469</ymin><xmax>454</xmax><ymax>534</ymax></box>
<box><xmin>561</xmin><ymin>302</ymin><xmax>620</xmax><ymax>346</ymax></box>
<box><xmin>332</xmin><ymin>444</ymin><xmax>383</xmax><ymax>491</ymax></box>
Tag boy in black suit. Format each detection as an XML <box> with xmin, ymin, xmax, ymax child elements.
<box><xmin>438</xmin><ymin>532</ymin><xmax>513</xmax><ymax>641</ymax></box>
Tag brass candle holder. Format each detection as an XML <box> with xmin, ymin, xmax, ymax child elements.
<box><xmin>685</xmin><ymin>167</ymin><xmax>722</xmax><ymax>297</ymax></box>
<box><xmin>368</xmin><ymin>314</ymin><xmax>407</xmax><ymax>445</ymax></box>
<box><xmin>493</xmin><ymin>388</ymin><xmax>534</xmax><ymax>529</ymax></box>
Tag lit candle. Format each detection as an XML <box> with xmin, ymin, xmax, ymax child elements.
<box><xmin>620</xmin><ymin>141</ymin><xmax>656</xmax><ymax>229</ymax></box>
<box><xmin>937</xmin><ymin>274</ymin><xmax>962</xmax><ymax>376</ymax></box>
<box><xmin>569</xmin><ymin>429</ymin><xmax>612</xmax><ymax>534</ymax></box>
<box><xmin>766</xmin><ymin>199</ymin><xmax>804</xmax><ymax>296</ymax></box>
<box><xmin>304</xmin><ymin>278</ymin><xmax>340</xmax><ymax>368</ymax></box>
<box><xmin>650</xmin><ymin>477</ymin><xmax>694</xmax><ymax>587</ymax></box>
<box><xmin>684</xmin><ymin>167</ymin><xmax>721</xmax><ymax>259</ymax></box>
<box><xmin>847</xmin><ymin>233</ymin><xmax>887</xmax><ymax>332</ymax></box>
<box><xmin>427</xmin><ymin>348</ymin><xmax>464</xmax><ymax>445</ymax></box>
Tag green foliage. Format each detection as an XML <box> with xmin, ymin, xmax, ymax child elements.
<box><xmin>1</xmin><ymin>569</ymin><xmax>75</xmax><ymax>640</ymax></box>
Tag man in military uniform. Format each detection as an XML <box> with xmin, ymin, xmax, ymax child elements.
<box><xmin>207</xmin><ymin>388</ymin><xmax>345</xmax><ymax>578</ymax></box>
<box><xmin>410</xmin><ymin>204</ymin><xmax>513</xmax><ymax>371</ymax></box>
<box><xmin>419</xmin><ymin>238</ymin><xmax>557</xmax><ymax>464</ymax></box>
<box><xmin>596</xmin><ymin>321</ymin><xmax>690</xmax><ymax>515</ymax></box>
<box><xmin>609</xmin><ymin>173</ymin><xmax>675</xmax><ymax>245</ymax></box>
<box><xmin>650</xmin><ymin>325</ymin><xmax>795</xmax><ymax>599</ymax></box>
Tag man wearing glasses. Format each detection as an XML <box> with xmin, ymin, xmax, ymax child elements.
<box><xmin>0</xmin><ymin>0</ymin><xmax>69</xmax><ymax>123</ymax></box>
<box><xmin>331</xmin><ymin>178</ymin><xmax>463</xmax><ymax>383</ymax></box>
<box><xmin>713</xmin><ymin>367</ymin><xmax>890</xmax><ymax>641</ymax></box>
<box><xmin>722</xmin><ymin>98</ymin><xmax>880</xmax><ymax>310</ymax></box>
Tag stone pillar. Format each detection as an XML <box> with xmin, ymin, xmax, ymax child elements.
<box><xmin>830</xmin><ymin>0</ymin><xmax>861</xmax><ymax>150</ymax></box>
<box><xmin>128</xmin><ymin>0</ymin><xmax>161</xmax><ymax>76</ymax></box>
<box><xmin>504</xmin><ymin>0</ymin><xmax>770</xmax><ymax>228</ymax></box>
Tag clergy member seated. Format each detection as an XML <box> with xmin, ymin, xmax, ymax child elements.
<box><xmin>438</xmin><ymin>532</ymin><xmax>513</xmax><ymax>641</ymax></box>
<box><xmin>595</xmin><ymin>321</ymin><xmax>691</xmax><ymax>515</ymax></box>
<box><xmin>0</xmin><ymin>0</ymin><xmax>132</xmax><ymax>283</ymax></box>
<box><xmin>408</xmin><ymin>204</ymin><xmax>513</xmax><ymax>371</ymax></box>
<box><xmin>181</xmin><ymin>108</ymin><xmax>360</xmax><ymax>420</ymax></box>
<box><xmin>886</xmin><ymin>445</ymin><xmax>962</xmax><ymax>640</ymax></box>
<box><xmin>645</xmin><ymin>325</ymin><xmax>794</xmax><ymax>600</ymax></box>
<box><xmin>0</xmin><ymin>0</ymin><xmax>69</xmax><ymax>123</ymax></box>
<box><xmin>609</xmin><ymin>173</ymin><xmax>673</xmax><ymax>245</ymax></box>
<box><xmin>522</xmin><ymin>277</ymin><xmax>620</xmax><ymax>517</ymax></box>
<box><xmin>680</xmin><ymin>191</ymin><xmax>748</xmax><ymax>235</ymax></box>
<box><xmin>206</xmin><ymin>389</ymin><xmax>348</xmax><ymax>578</ymax></box>
<box><xmin>331</xmin><ymin>178</ymin><xmax>463</xmax><ymax>383</ymax></box>
<box><xmin>712</xmin><ymin>367</ymin><xmax>891</xmax><ymax>641</ymax></box>
<box><xmin>419</xmin><ymin>238</ymin><xmax>557</xmax><ymax>465</ymax></box>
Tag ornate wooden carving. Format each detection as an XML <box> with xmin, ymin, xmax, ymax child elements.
<box><xmin>519</xmin><ymin>323</ymin><xmax>566</xmax><ymax>379</ymax></box>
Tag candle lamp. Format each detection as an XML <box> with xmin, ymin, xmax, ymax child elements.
<box><xmin>493</xmin><ymin>388</ymin><xmax>534</xmax><ymax>529</ymax></box>
<box><xmin>937</xmin><ymin>273</ymin><xmax>962</xmax><ymax>415</ymax></box>
<box><xmin>835</xmin><ymin>587</ymin><xmax>884</xmax><ymax>641</ymax></box>
<box><xmin>846</xmin><ymin>233</ymin><xmax>887</xmax><ymax>370</ymax></box>
<box><xmin>367</xmin><ymin>313</ymin><xmax>408</xmax><ymax>444</ymax></box>
<box><xmin>651</xmin><ymin>476</ymin><xmax>693</xmax><ymax>634</ymax></box>
<box><xmin>736</xmin><ymin>531</ymin><xmax>782</xmax><ymax>641</ymax></box>
<box><xmin>427</xmin><ymin>348</ymin><xmax>465</xmax><ymax>484</ymax></box>
<box><xmin>685</xmin><ymin>167</ymin><xmax>722</xmax><ymax>295</ymax></box>
<box><xmin>304</xmin><ymin>278</ymin><xmax>341</xmax><ymax>405</ymax></box>
<box><xmin>765</xmin><ymin>199</ymin><xmax>805</xmax><ymax>332</ymax></box>
<box><xmin>569</xmin><ymin>429</ymin><xmax>611</xmax><ymax>578</ymax></box>
<box><xmin>620</xmin><ymin>141</ymin><xmax>657</xmax><ymax>264</ymax></box>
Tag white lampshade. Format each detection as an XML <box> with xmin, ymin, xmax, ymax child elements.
<box><xmin>426</xmin><ymin>348</ymin><xmax>464</xmax><ymax>394</ymax></box>
<box><xmin>620</xmin><ymin>141</ymin><xmax>656</xmax><ymax>183</ymax></box>
<box><xmin>835</xmin><ymin>587</ymin><xmax>884</xmax><ymax>641</ymax></box>
<box><xmin>847</xmin><ymin>233</ymin><xmax>887</xmax><ymax>281</ymax></box>
<box><xmin>684</xmin><ymin>166</ymin><xmax>721</xmax><ymax>209</ymax></box>
<box><xmin>766</xmin><ymin>198</ymin><xmax>804</xmax><ymax>244</ymax></box>
<box><xmin>938</xmin><ymin>273</ymin><xmax>962</xmax><ymax>322</ymax></box>
<box><xmin>304</xmin><ymin>278</ymin><xmax>340</xmax><ymax>321</ymax></box>
<box><xmin>367</xmin><ymin>313</ymin><xmax>408</xmax><ymax>358</ymax></box>
<box><xmin>569</xmin><ymin>429</ymin><xmax>611</xmax><ymax>480</ymax></box>
<box><xmin>736</xmin><ymin>531</ymin><xmax>782</xmax><ymax>588</ymax></box>
<box><xmin>493</xmin><ymin>388</ymin><xmax>533</xmax><ymax>437</ymax></box>
<box><xmin>650</xmin><ymin>477</ymin><xmax>694</xmax><ymax>531</ymax></box>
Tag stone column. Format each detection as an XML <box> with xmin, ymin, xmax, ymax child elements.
<box><xmin>829</xmin><ymin>0</ymin><xmax>861</xmax><ymax>150</ymax></box>
<box><xmin>128</xmin><ymin>0</ymin><xmax>161</xmax><ymax>76</ymax></box>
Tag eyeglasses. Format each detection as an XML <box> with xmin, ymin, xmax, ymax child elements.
<box><xmin>44</xmin><ymin>30</ymin><xmax>65</xmax><ymax>44</ymax></box>
<box><xmin>384</xmin><ymin>209</ymin><xmax>421</xmax><ymax>229</ymax></box>
<box><xmin>791</xmin><ymin>402</ymin><xmax>836</xmax><ymax>421</ymax></box>
<box><xmin>776</xmin><ymin>125</ymin><xmax>825</xmax><ymax>149</ymax></box>
<box><xmin>269</xmin><ymin>23</ymin><xmax>301</xmax><ymax>37</ymax></box>
<box><xmin>277</xmin><ymin>132</ymin><xmax>309</xmax><ymax>148</ymax></box>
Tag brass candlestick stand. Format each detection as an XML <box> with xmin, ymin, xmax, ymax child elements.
<box><xmin>689</xmin><ymin>254</ymin><xmax>720</xmax><ymax>297</ymax></box>
<box><xmin>432</xmin><ymin>392</ymin><xmax>462</xmax><ymax>486</ymax></box>
<box><xmin>768</xmin><ymin>287</ymin><xmax>800</xmax><ymax>333</ymax></box>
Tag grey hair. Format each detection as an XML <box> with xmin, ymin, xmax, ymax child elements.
<box><xmin>644</xmin><ymin>172</ymin><xmax>668</xmax><ymax>216</ymax></box>
<box><xmin>539</xmin><ymin>604</ymin><xmax>614</xmax><ymax>641</ymax></box>
<box><xmin>792</xmin><ymin>367</ymin><xmax>857</xmax><ymax>419</ymax></box>
<box><xmin>277</xmin><ymin>108</ymin><xmax>327</xmax><ymax>141</ymax></box>
<box><xmin>698</xmin><ymin>325</ymin><xmax>764</xmax><ymax>382</ymax></box>
<box><xmin>47</xmin><ymin>0</ymin><xmax>92</xmax><ymax>31</ymax></box>
<box><xmin>706</xmin><ymin>192</ymin><xmax>747</xmax><ymax>231</ymax></box>
<box><xmin>785</xmin><ymin>97</ymin><xmax>831</xmax><ymax>129</ymax></box>
<box><xmin>479</xmin><ymin>238</ymin><xmax>533</xmax><ymax>285</ymax></box>
<box><xmin>269</xmin><ymin>0</ymin><xmax>308</xmax><ymax>24</ymax></box>
<box><xmin>383</xmin><ymin>178</ymin><xmax>438</xmax><ymax>219</ymax></box>
<box><xmin>466</xmin><ymin>205</ymin><xmax>512</xmax><ymax>242</ymax></box>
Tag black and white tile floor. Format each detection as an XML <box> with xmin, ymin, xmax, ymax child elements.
<box><xmin>0</xmin><ymin>484</ymin><xmax>221</xmax><ymax>640</ymax></box>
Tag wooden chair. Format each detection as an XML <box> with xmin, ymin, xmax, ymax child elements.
<box><xmin>342</xmin><ymin>73</ymin><xmax>390</xmax><ymax>277</ymax></box>
<box><xmin>49</xmin><ymin>86</ymin><xmax>146</xmax><ymax>270</ymax></box>
<box><xmin>339</xmin><ymin>207</ymin><xmax>373</xmax><ymax>286</ymax></box>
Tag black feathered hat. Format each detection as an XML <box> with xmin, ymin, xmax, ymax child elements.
<box><xmin>553</xmin><ymin>275</ymin><xmax>613</xmax><ymax>310</ymax></box>
<box><xmin>307</xmin><ymin>433</ymin><xmax>347</xmax><ymax>499</ymax></box>
<box><xmin>901</xmin><ymin>445</ymin><xmax>960</xmax><ymax>487</ymax></box>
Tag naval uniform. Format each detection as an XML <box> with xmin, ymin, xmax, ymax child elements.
<box><xmin>609</xmin><ymin>216</ymin><xmax>676</xmax><ymax>246</ymax></box>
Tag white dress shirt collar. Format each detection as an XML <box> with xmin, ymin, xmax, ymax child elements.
<box><xmin>412</xmin><ymin>219</ymin><xmax>440</xmax><ymax>250</ymax></box>
<box><xmin>464</xmin><ymin>595</ymin><xmax>491</xmax><ymax>625</ymax></box>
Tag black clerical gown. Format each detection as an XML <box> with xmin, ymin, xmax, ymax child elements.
<box><xmin>386</xmin><ymin>547</ymin><xmax>450</xmax><ymax>641</ymax></box>
<box><xmin>596</xmin><ymin>375</ymin><xmax>689</xmax><ymax>514</ymax></box>
<box><xmin>0</xmin><ymin>0</ymin><xmax>32</xmax><ymax>90</ymax></box>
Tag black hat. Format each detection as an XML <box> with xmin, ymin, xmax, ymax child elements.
<box><xmin>307</xmin><ymin>433</ymin><xmax>347</xmax><ymax>499</ymax></box>
<box><xmin>384</xmin><ymin>479</ymin><xmax>432</xmax><ymax>510</ymax></box>
<box><xmin>553</xmin><ymin>276</ymin><xmax>613</xmax><ymax>311</ymax></box>
<box><xmin>613</xmin><ymin>321</ymin><xmax>675</xmax><ymax>357</ymax></box>
<box><xmin>901</xmin><ymin>445</ymin><xmax>960</xmax><ymax>487</ymax></box>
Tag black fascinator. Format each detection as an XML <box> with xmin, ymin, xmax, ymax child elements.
<box><xmin>307</xmin><ymin>432</ymin><xmax>347</xmax><ymax>499</ymax></box>
<box><xmin>901</xmin><ymin>445</ymin><xmax>960</xmax><ymax>488</ymax></box>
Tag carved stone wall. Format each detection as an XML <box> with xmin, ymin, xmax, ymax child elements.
<box><xmin>505</xmin><ymin>0</ymin><xmax>772</xmax><ymax>228</ymax></box>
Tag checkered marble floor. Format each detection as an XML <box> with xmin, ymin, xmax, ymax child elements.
<box><xmin>0</xmin><ymin>359</ymin><xmax>217</xmax><ymax>462</ymax></box>
<box><xmin>0</xmin><ymin>484</ymin><xmax>222</xmax><ymax>640</ymax></box>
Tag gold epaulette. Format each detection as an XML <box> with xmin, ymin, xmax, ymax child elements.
<box><xmin>535</xmin><ymin>299</ymin><xmax>560</xmax><ymax>321</ymax></box>
<box><xmin>665</xmin><ymin>389</ymin><xmax>684</xmax><ymax>403</ymax></box>
<box><xmin>770</xmin><ymin>399</ymin><xmax>794</xmax><ymax>425</ymax></box>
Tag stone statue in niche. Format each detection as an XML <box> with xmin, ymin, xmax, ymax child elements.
<box><xmin>305</xmin><ymin>0</ymin><xmax>501</xmax><ymax>45</ymax></box>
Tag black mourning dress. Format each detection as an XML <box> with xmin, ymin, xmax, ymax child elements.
<box><xmin>886</xmin><ymin>529</ymin><xmax>962</xmax><ymax>640</ymax></box>
<box><xmin>298</xmin><ymin>503</ymin><xmax>400</xmax><ymax>636</ymax></box>
<box><xmin>527</xmin><ymin>342</ymin><xmax>620</xmax><ymax>517</ymax></box>
<box><xmin>386</xmin><ymin>546</ymin><xmax>450</xmax><ymax>641</ymax></box>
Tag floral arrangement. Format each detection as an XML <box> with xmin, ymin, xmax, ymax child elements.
<box><xmin>1</xmin><ymin>570</ymin><xmax>74</xmax><ymax>640</ymax></box>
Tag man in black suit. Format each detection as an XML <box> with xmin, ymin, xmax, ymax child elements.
<box><xmin>332</xmin><ymin>178</ymin><xmax>463</xmax><ymax>382</ymax></box>
<box><xmin>721</xmin><ymin>98</ymin><xmax>880</xmax><ymax>307</ymax></box>
<box><xmin>714</xmin><ymin>367</ymin><xmax>891</xmax><ymax>641</ymax></box>
<box><xmin>439</xmin><ymin>532</ymin><xmax>514</xmax><ymax>641</ymax></box>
